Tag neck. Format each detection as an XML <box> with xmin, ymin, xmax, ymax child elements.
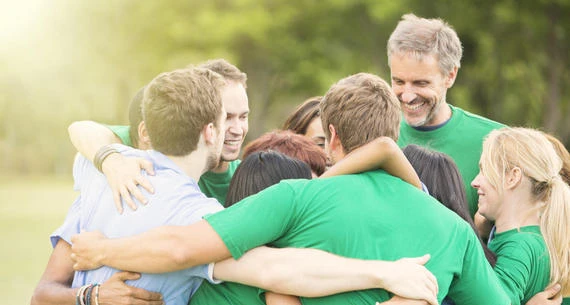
<box><xmin>210</xmin><ymin>160</ymin><xmax>230</xmax><ymax>173</ymax></box>
<box><xmin>166</xmin><ymin>149</ymin><xmax>209</xmax><ymax>182</ymax></box>
<box><xmin>494</xmin><ymin>189</ymin><xmax>541</xmax><ymax>233</ymax></box>
<box><xmin>429</xmin><ymin>102</ymin><xmax>452</xmax><ymax>126</ymax></box>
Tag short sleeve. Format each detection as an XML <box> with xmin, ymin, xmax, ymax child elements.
<box><xmin>447</xmin><ymin>230</ymin><xmax>510</xmax><ymax>305</ymax></box>
<box><xmin>50</xmin><ymin>196</ymin><xmax>82</xmax><ymax>247</ymax></box>
<box><xmin>106</xmin><ymin>125</ymin><xmax>132</xmax><ymax>146</ymax></box>
<box><xmin>205</xmin><ymin>181</ymin><xmax>297</xmax><ymax>259</ymax></box>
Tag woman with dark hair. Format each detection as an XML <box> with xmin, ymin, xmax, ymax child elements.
<box><xmin>403</xmin><ymin>144</ymin><xmax>496</xmax><ymax>266</ymax></box>
<box><xmin>282</xmin><ymin>96</ymin><xmax>325</xmax><ymax>149</ymax></box>
<box><xmin>226</xmin><ymin>151</ymin><xmax>312</xmax><ymax>207</ymax></box>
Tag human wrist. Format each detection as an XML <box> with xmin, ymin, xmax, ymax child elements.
<box><xmin>94</xmin><ymin>145</ymin><xmax>119</xmax><ymax>173</ymax></box>
<box><xmin>100</xmin><ymin>152</ymin><xmax>122</xmax><ymax>175</ymax></box>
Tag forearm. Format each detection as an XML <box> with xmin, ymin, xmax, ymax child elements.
<box><xmin>214</xmin><ymin>247</ymin><xmax>387</xmax><ymax>297</ymax></box>
<box><xmin>68</xmin><ymin>121</ymin><xmax>121</xmax><ymax>161</ymax></box>
<box><xmin>31</xmin><ymin>283</ymin><xmax>77</xmax><ymax>305</ymax></box>
<box><xmin>322</xmin><ymin>137</ymin><xmax>421</xmax><ymax>189</ymax></box>
<box><xmin>74</xmin><ymin>221</ymin><xmax>231</xmax><ymax>273</ymax></box>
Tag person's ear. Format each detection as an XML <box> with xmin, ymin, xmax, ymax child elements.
<box><xmin>445</xmin><ymin>66</ymin><xmax>459</xmax><ymax>88</ymax></box>
<box><xmin>202</xmin><ymin>122</ymin><xmax>216</xmax><ymax>145</ymax></box>
<box><xmin>138</xmin><ymin>121</ymin><xmax>151</xmax><ymax>149</ymax></box>
<box><xmin>505</xmin><ymin>167</ymin><xmax>523</xmax><ymax>190</ymax></box>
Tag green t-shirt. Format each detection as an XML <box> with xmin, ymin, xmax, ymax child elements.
<box><xmin>204</xmin><ymin>171</ymin><xmax>510</xmax><ymax>305</ymax></box>
<box><xmin>108</xmin><ymin>125</ymin><xmax>240</xmax><ymax>205</ymax></box>
<box><xmin>198</xmin><ymin>160</ymin><xmax>241</xmax><ymax>206</ymax></box>
<box><xmin>489</xmin><ymin>226</ymin><xmax>551</xmax><ymax>305</ymax></box>
<box><xmin>397</xmin><ymin>105</ymin><xmax>505</xmax><ymax>217</ymax></box>
<box><xmin>107</xmin><ymin>125</ymin><xmax>133</xmax><ymax>147</ymax></box>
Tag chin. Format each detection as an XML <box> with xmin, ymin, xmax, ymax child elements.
<box><xmin>221</xmin><ymin>152</ymin><xmax>239</xmax><ymax>162</ymax></box>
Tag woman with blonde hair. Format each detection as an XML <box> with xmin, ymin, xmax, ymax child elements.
<box><xmin>471</xmin><ymin>127</ymin><xmax>570</xmax><ymax>305</ymax></box>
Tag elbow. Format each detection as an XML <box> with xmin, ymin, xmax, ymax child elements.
<box><xmin>30</xmin><ymin>285</ymin><xmax>48</xmax><ymax>305</ymax></box>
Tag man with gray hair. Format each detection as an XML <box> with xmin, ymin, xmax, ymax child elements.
<box><xmin>388</xmin><ymin>14</ymin><xmax>504</xmax><ymax>218</ymax></box>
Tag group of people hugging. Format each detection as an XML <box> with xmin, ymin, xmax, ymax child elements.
<box><xmin>31</xmin><ymin>13</ymin><xmax>569</xmax><ymax>305</ymax></box>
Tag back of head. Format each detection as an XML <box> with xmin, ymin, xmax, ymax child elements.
<box><xmin>387</xmin><ymin>13</ymin><xmax>462</xmax><ymax>75</ymax></box>
<box><xmin>243</xmin><ymin>130</ymin><xmax>327</xmax><ymax>176</ymax></box>
<box><xmin>481</xmin><ymin>127</ymin><xmax>570</xmax><ymax>292</ymax></box>
<box><xmin>128</xmin><ymin>86</ymin><xmax>146</xmax><ymax>147</ymax></box>
<box><xmin>226</xmin><ymin>151</ymin><xmax>312</xmax><ymax>207</ymax></box>
<box><xmin>143</xmin><ymin>68</ymin><xmax>225</xmax><ymax>156</ymax></box>
<box><xmin>196</xmin><ymin>59</ymin><xmax>247</xmax><ymax>87</ymax></box>
<box><xmin>403</xmin><ymin>145</ymin><xmax>469</xmax><ymax>218</ymax></box>
<box><xmin>282</xmin><ymin>96</ymin><xmax>322</xmax><ymax>135</ymax></box>
<box><xmin>321</xmin><ymin>73</ymin><xmax>400</xmax><ymax>154</ymax></box>
<box><xmin>543</xmin><ymin>133</ymin><xmax>570</xmax><ymax>186</ymax></box>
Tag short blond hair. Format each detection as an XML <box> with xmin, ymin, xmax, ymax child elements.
<box><xmin>387</xmin><ymin>14</ymin><xmax>462</xmax><ymax>75</ymax></box>
<box><xmin>320</xmin><ymin>73</ymin><xmax>400</xmax><ymax>154</ymax></box>
<box><xmin>143</xmin><ymin>68</ymin><xmax>224</xmax><ymax>156</ymax></box>
<box><xmin>197</xmin><ymin>59</ymin><xmax>247</xmax><ymax>88</ymax></box>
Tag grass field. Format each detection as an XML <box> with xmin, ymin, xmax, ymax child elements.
<box><xmin>0</xmin><ymin>176</ymin><xmax>76</xmax><ymax>304</ymax></box>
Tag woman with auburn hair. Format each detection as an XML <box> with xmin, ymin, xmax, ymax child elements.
<box><xmin>282</xmin><ymin>96</ymin><xmax>325</xmax><ymax>149</ymax></box>
<box><xmin>471</xmin><ymin>127</ymin><xmax>570</xmax><ymax>305</ymax></box>
<box><xmin>243</xmin><ymin>130</ymin><xmax>327</xmax><ymax>177</ymax></box>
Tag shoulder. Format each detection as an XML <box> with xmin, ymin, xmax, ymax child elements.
<box><xmin>491</xmin><ymin>228</ymin><xmax>546</xmax><ymax>257</ymax></box>
<box><xmin>451</xmin><ymin>105</ymin><xmax>505</xmax><ymax>130</ymax></box>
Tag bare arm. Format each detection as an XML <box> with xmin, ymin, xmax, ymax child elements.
<box><xmin>212</xmin><ymin>247</ymin><xmax>438</xmax><ymax>304</ymax></box>
<box><xmin>68</xmin><ymin>120</ymin><xmax>154</xmax><ymax>213</ymax></box>
<box><xmin>31</xmin><ymin>240</ymin><xmax>163</xmax><ymax>305</ymax></box>
<box><xmin>31</xmin><ymin>240</ymin><xmax>77</xmax><ymax>305</ymax></box>
<box><xmin>71</xmin><ymin>220</ymin><xmax>231</xmax><ymax>273</ymax></box>
<box><xmin>68</xmin><ymin>121</ymin><xmax>122</xmax><ymax>162</ymax></box>
<box><xmin>322</xmin><ymin>137</ymin><xmax>421</xmax><ymax>190</ymax></box>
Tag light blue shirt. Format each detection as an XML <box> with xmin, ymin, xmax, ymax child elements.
<box><xmin>51</xmin><ymin>144</ymin><xmax>224</xmax><ymax>305</ymax></box>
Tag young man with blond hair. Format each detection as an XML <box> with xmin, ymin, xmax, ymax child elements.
<box><xmin>68</xmin><ymin>59</ymin><xmax>249</xmax><ymax>208</ymax></box>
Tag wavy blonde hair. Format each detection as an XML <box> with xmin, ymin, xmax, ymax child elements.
<box><xmin>481</xmin><ymin>127</ymin><xmax>570</xmax><ymax>294</ymax></box>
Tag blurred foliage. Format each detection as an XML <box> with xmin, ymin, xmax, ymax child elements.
<box><xmin>0</xmin><ymin>0</ymin><xmax>568</xmax><ymax>175</ymax></box>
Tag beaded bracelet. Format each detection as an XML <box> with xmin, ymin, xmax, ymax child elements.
<box><xmin>93</xmin><ymin>145</ymin><xmax>119</xmax><ymax>173</ymax></box>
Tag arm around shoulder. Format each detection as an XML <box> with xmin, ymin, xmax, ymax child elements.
<box><xmin>68</xmin><ymin>120</ymin><xmax>122</xmax><ymax>162</ymax></box>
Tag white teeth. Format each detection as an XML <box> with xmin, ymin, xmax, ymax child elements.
<box><xmin>403</xmin><ymin>102</ymin><xmax>424</xmax><ymax>111</ymax></box>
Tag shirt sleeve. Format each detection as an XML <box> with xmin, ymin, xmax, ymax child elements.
<box><xmin>204</xmin><ymin>181</ymin><xmax>298</xmax><ymax>260</ymax></box>
<box><xmin>50</xmin><ymin>195</ymin><xmax>81</xmax><ymax>247</ymax></box>
<box><xmin>105</xmin><ymin>125</ymin><xmax>132</xmax><ymax>146</ymax></box>
<box><xmin>446</xmin><ymin>230</ymin><xmax>510</xmax><ymax>305</ymax></box>
<box><xmin>493</xmin><ymin>242</ymin><xmax>534</xmax><ymax>305</ymax></box>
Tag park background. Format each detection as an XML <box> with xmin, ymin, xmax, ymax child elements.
<box><xmin>0</xmin><ymin>0</ymin><xmax>568</xmax><ymax>303</ymax></box>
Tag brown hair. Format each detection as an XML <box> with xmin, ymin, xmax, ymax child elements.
<box><xmin>387</xmin><ymin>13</ymin><xmax>463</xmax><ymax>75</ymax></box>
<box><xmin>282</xmin><ymin>96</ymin><xmax>322</xmax><ymax>135</ymax></box>
<box><xmin>143</xmin><ymin>68</ymin><xmax>224</xmax><ymax>156</ymax></box>
<box><xmin>320</xmin><ymin>73</ymin><xmax>401</xmax><ymax>154</ymax></box>
<box><xmin>196</xmin><ymin>59</ymin><xmax>247</xmax><ymax>88</ymax></box>
<box><xmin>243</xmin><ymin>130</ymin><xmax>327</xmax><ymax>176</ymax></box>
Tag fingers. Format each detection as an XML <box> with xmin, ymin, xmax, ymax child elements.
<box><xmin>112</xmin><ymin>189</ymin><xmax>124</xmax><ymax>214</ymax></box>
<box><xmin>139</xmin><ymin>159</ymin><xmax>155</xmax><ymax>176</ymax></box>
<box><xmin>129</xmin><ymin>286</ymin><xmax>163</xmax><ymax>301</ymax></box>
<box><xmin>135</xmin><ymin>174</ymin><xmax>154</xmax><ymax>195</ymax></box>
<box><xmin>544</xmin><ymin>284</ymin><xmax>562</xmax><ymax>298</ymax></box>
<box><xmin>111</xmin><ymin>271</ymin><xmax>142</xmax><ymax>281</ymax></box>
<box><xmin>119</xmin><ymin>184</ymin><xmax>138</xmax><ymax>211</ymax></box>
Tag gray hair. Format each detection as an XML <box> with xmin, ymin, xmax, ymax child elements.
<box><xmin>387</xmin><ymin>14</ymin><xmax>463</xmax><ymax>75</ymax></box>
